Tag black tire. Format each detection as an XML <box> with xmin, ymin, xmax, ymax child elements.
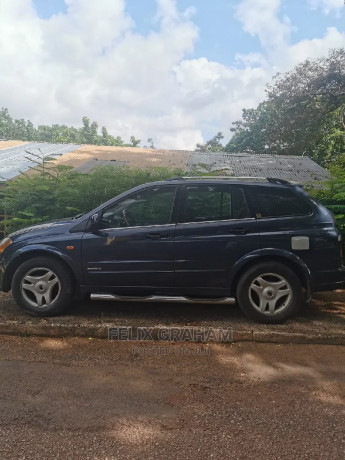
<box><xmin>11</xmin><ymin>256</ymin><xmax>73</xmax><ymax>316</ymax></box>
<box><xmin>236</xmin><ymin>262</ymin><xmax>303</xmax><ymax>324</ymax></box>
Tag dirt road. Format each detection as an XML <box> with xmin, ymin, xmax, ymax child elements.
<box><xmin>0</xmin><ymin>336</ymin><xmax>344</xmax><ymax>459</ymax></box>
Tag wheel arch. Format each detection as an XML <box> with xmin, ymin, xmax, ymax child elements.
<box><xmin>3</xmin><ymin>248</ymin><xmax>77</xmax><ymax>292</ymax></box>
<box><xmin>229</xmin><ymin>252</ymin><xmax>311</xmax><ymax>298</ymax></box>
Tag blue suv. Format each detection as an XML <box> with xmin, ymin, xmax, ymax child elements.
<box><xmin>0</xmin><ymin>177</ymin><xmax>344</xmax><ymax>323</ymax></box>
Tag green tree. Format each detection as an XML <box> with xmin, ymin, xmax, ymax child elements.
<box><xmin>0</xmin><ymin>108</ymin><xmax>142</xmax><ymax>148</ymax></box>
<box><xmin>0</xmin><ymin>107</ymin><xmax>14</xmax><ymax>139</ymax></box>
<box><xmin>26</xmin><ymin>121</ymin><xmax>36</xmax><ymax>141</ymax></box>
<box><xmin>13</xmin><ymin>119</ymin><xmax>28</xmax><ymax>140</ymax></box>
<box><xmin>37</xmin><ymin>125</ymin><xmax>53</xmax><ymax>142</ymax></box>
<box><xmin>309</xmin><ymin>153</ymin><xmax>345</xmax><ymax>244</ymax></box>
<box><xmin>81</xmin><ymin>117</ymin><xmax>94</xmax><ymax>144</ymax></box>
<box><xmin>130</xmin><ymin>136</ymin><xmax>141</xmax><ymax>147</ymax></box>
<box><xmin>226</xmin><ymin>48</ymin><xmax>345</xmax><ymax>165</ymax></box>
<box><xmin>147</xmin><ymin>138</ymin><xmax>155</xmax><ymax>149</ymax></box>
<box><xmin>195</xmin><ymin>132</ymin><xmax>224</xmax><ymax>152</ymax></box>
<box><xmin>101</xmin><ymin>126</ymin><xmax>109</xmax><ymax>145</ymax></box>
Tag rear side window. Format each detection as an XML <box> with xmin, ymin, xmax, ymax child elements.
<box><xmin>247</xmin><ymin>186</ymin><xmax>312</xmax><ymax>218</ymax></box>
<box><xmin>179</xmin><ymin>185</ymin><xmax>251</xmax><ymax>223</ymax></box>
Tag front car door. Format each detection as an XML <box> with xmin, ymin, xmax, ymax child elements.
<box><xmin>81</xmin><ymin>184</ymin><xmax>178</xmax><ymax>291</ymax></box>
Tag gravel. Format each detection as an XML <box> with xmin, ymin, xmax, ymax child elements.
<box><xmin>1</xmin><ymin>290</ymin><xmax>345</xmax><ymax>342</ymax></box>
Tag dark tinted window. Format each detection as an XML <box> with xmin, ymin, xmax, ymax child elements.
<box><xmin>180</xmin><ymin>185</ymin><xmax>251</xmax><ymax>223</ymax></box>
<box><xmin>100</xmin><ymin>186</ymin><xmax>177</xmax><ymax>228</ymax></box>
<box><xmin>247</xmin><ymin>186</ymin><xmax>312</xmax><ymax>218</ymax></box>
<box><xmin>232</xmin><ymin>186</ymin><xmax>251</xmax><ymax>219</ymax></box>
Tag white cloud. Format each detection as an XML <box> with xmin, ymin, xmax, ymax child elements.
<box><xmin>308</xmin><ymin>0</ymin><xmax>344</xmax><ymax>15</ymax></box>
<box><xmin>284</xmin><ymin>27</ymin><xmax>345</xmax><ymax>70</ymax></box>
<box><xmin>0</xmin><ymin>0</ymin><xmax>202</xmax><ymax>148</ymax></box>
<box><xmin>235</xmin><ymin>0</ymin><xmax>292</xmax><ymax>59</ymax></box>
<box><xmin>0</xmin><ymin>0</ymin><xmax>343</xmax><ymax>150</ymax></box>
<box><xmin>235</xmin><ymin>53</ymin><xmax>268</xmax><ymax>68</ymax></box>
<box><xmin>173</xmin><ymin>58</ymin><xmax>268</xmax><ymax>142</ymax></box>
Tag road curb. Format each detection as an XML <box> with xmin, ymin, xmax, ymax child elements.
<box><xmin>0</xmin><ymin>322</ymin><xmax>345</xmax><ymax>345</ymax></box>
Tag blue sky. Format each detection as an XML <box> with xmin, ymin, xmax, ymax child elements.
<box><xmin>2</xmin><ymin>0</ymin><xmax>344</xmax><ymax>148</ymax></box>
<box><xmin>32</xmin><ymin>0</ymin><xmax>344</xmax><ymax>66</ymax></box>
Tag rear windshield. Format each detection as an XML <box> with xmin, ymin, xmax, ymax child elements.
<box><xmin>246</xmin><ymin>186</ymin><xmax>312</xmax><ymax>218</ymax></box>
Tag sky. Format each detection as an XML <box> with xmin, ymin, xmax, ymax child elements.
<box><xmin>0</xmin><ymin>0</ymin><xmax>344</xmax><ymax>149</ymax></box>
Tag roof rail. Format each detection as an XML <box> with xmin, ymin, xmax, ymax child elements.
<box><xmin>167</xmin><ymin>176</ymin><xmax>293</xmax><ymax>184</ymax></box>
<box><xmin>266</xmin><ymin>177</ymin><xmax>291</xmax><ymax>185</ymax></box>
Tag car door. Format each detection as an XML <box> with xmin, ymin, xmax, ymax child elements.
<box><xmin>174</xmin><ymin>184</ymin><xmax>261</xmax><ymax>295</ymax></box>
<box><xmin>81</xmin><ymin>185</ymin><xmax>178</xmax><ymax>289</ymax></box>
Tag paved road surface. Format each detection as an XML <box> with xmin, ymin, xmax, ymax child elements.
<box><xmin>0</xmin><ymin>336</ymin><xmax>344</xmax><ymax>459</ymax></box>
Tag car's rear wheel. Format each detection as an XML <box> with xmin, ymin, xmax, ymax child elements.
<box><xmin>12</xmin><ymin>256</ymin><xmax>73</xmax><ymax>316</ymax></box>
<box><xmin>236</xmin><ymin>262</ymin><xmax>303</xmax><ymax>323</ymax></box>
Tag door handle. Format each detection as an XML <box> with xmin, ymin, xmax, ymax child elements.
<box><xmin>147</xmin><ymin>233</ymin><xmax>167</xmax><ymax>239</ymax></box>
<box><xmin>228</xmin><ymin>227</ymin><xmax>248</xmax><ymax>235</ymax></box>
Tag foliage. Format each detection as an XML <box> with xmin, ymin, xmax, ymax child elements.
<box><xmin>225</xmin><ymin>48</ymin><xmax>345</xmax><ymax>166</ymax></box>
<box><xmin>308</xmin><ymin>153</ymin><xmax>345</xmax><ymax>242</ymax></box>
<box><xmin>0</xmin><ymin>108</ymin><xmax>139</xmax><ymax>147</ymax></box>
<box><xmin>129</xmin><ymin>136</ymin><xmax>141</xmax><ymax>147</ymax></box>
<box><xmin>195</xmin><ymin>132</ymin><xmax>224</xmax><ymax>152</ymax></box>
<box><xmin>0</xmin><ymin>164</ymin><xmax>183</xmax><ymax>233</ymax></box>
<box><xmin>146</xmin><ymin>138</ymin><xmax>155</xmax><ymax>149</ymax></box>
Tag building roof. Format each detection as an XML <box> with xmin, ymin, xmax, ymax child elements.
<box><xmin>54</xmin><ymin>146</ymin><xmax>329</xmax><ymax>184</ymax></box>
<box><xmin>73</xmin><ymin>158</ymin><xmax>128</xmax><ymax>173</ymax></box>
<box><xmin>0</xmin><ymin>141</ymin><xmax>330</xmax><ymax>184</ymax></box>
<box><xmin>0</xmin><ymin>142</ymin><xmax>81</xmax><ymax>181</ymax></box>
<box><xmin>187</xmin><ymin>152</ymin><xmax>329</xmax><ymax>183</ymax></box>
<box><xmin>52</xmin><ymin>145</ymin><xmax>191</xmax><ymax>170</ymax></box>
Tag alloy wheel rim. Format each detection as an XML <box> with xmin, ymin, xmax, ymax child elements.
<box><xmin>248</xmin><ymin>273</ymin><xmax>292</xmax><ymax>316</ymax></box>
<box><xmin>21</xmin><ymin>267</ymin><xmax>61</xmax><ymax>308</ymax></box>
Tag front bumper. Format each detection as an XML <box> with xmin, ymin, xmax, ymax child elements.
<box><xmin>0</xmin><ymin>258</ymin><xmax>7</xmax><ymax>291</ymax></box>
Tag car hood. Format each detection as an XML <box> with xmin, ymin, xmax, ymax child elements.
<box><xmin>8</xmin><ymin>218</ymin><xmax>76</xmax><ymax>242</ymax></box>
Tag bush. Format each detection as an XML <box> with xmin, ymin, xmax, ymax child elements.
<box><xmin>0</xmin><ymin>165</ymin><xmax>183</xmax><ymax>233</ymax></box>
<box><xmin>309</xmin><ymin>156</ymin><xmax>345</xmax><ymax>248</ymax></box>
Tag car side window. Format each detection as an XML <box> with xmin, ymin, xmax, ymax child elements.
<box><xmin>100</xmin><ymin>186</ymin><xmax>177</xmax><ymax>228</ymax></box>
<box><xmin>179</xmin><ymin>185</ymin><xmax>233</xmax><ymax>223</ymax></box>
<box><xmin>179</xmin><ymin>185</ymin><xmax>252</xmax><ymax>223</ymax></box>
<box><xmin>232</xmin><ymin>186</ymin><xmax>251</xmax><ymax>219</ymax></box>
<box><xmin>247</xmin><ymin>186</ymin><xmax>312</xmax><ymax>218</ymax></box>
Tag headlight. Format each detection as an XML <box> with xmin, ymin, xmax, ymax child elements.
<box><xmin>0</xmin><ymin>238</ymin><xmax>12</xmax><ymax>253</ymax></box>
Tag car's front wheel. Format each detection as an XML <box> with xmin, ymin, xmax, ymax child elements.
<box><xmin>12</xmin><ymin>256</ymin><xmax>73</xmax><ymax>316</ymax></box>
<box><xmin>236</xmin><ymin>262</ymin><xmax>303</xmax><ymax>323</ymax></box>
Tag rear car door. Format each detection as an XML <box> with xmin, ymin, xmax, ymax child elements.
<box><xmin>174</xmin><ymin>183</ymin><xmax>261</xmax><ymax>295</ymax></box>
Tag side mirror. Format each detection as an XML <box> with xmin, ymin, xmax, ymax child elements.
<box><xmin>88</xmin><ymin>213</ymin><xmax>100</xmax><ymax>232</ymax></box>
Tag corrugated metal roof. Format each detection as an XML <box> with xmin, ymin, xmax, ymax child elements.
<box><xmin>73</xmin><ymin>158</ymin><xmax>129</xmax><ymax>173</ymax></box>
<box><xmin>187</xmin><ymin>152</ymin><xmax>330</xmax><ymax>183</ymax></box>
<box><xmin>52</xmin><ymin>146</ymin><xmax>329</xmax><ymax>184</ymax></box>
<box><xmin>0</xmin><ymin>142</ymin><xmax>330</xmax><ymax>184</ymax></box>
<box><xmin>0</xmin><ymin>142</ymin><xmax>81</xmax><ymax>181</ymax></box>
<box><xmin>53</xmin><ymin>145</ymin><xmax>192</xmax><ymax>170</ymax></box>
